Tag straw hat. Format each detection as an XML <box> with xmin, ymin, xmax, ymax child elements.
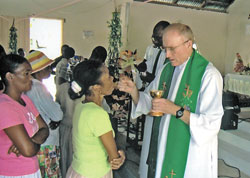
<box><xmin>26</xmin><ymin>51</ymin><xmax>54</xmax><ymax>73</ymax></box>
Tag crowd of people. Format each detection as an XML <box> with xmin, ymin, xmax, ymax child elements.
<box><xmin>0</xmin><ymin>21</ymin><xmax>223</xmax><ymax>178</ymax></box>
<box><xmin>0</xmin><ymin>44</ymin><xmax>125</xmax><ymax>178</ymax></box>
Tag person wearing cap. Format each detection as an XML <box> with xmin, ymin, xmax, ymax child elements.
<box><xmin>26</xmin><ymin>51</ymin><xmax>63</xmax><ymax>178</ymax></box>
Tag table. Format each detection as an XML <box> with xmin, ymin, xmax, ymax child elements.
<box><xmin>224</xmin><ymin>73</ymin><xmax>250</xmax><ymax>96</ymax></box>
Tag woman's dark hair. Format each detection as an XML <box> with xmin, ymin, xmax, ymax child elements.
<box><xmin>0</xmin><ymin>44</ymin><xmax>6</xmax><ymax>60</ymax></box>
<box><xmin>0</xmin><ymin>54</ymin><xmax>28</xmax><ymax>89</ymax></box>
<box><xmin>68</xmin><ymin>60</ymin><xmax>103</xmax><ymax>100</ymax></box>
<box><xmin>89</xmin><ymin>46</ymin><xmax>107</xmax><ymax>63</ymax></box>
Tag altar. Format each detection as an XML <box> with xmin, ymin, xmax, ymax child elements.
<box><xmin>224</xmin><ymin>73</ymin><xmax>250</xmax><ymax>96</ymax></box>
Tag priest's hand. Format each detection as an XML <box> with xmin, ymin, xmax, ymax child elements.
<box><xmin>152</xmin><ymin>98</ymin><xmax>190</xmax><ymax>124</ymax></box>
<box><xmin>151</xmin><ymin>98</ymin><xmax>178</xmax><ymax>115</ymax></box>
<box><xmin>118</xmin><ymin>75</ymin><xmax>139</xmax><ymax>104</ymax></box>
<box><xmin>117</xmin><ymin>75</ymin><xmax>135</xmax><ymax>94</ymax></box>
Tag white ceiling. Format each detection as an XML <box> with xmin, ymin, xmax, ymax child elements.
<box><xmin>0</xmin><ymin>0</ymin><xmax>116</xmax><ymax>18</ymax></box>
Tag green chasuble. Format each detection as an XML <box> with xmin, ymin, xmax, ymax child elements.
<box><xmin>159</xmin><ymin>50</ymin><xmax>208</xmax><ymax>178</ymax></box>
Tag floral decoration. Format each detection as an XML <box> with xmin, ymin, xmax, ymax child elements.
<box><xmin>233</xmin><ymin>53</ymin><xmax>250</xmax><ymax>74</ymax></box>
<box><xmin>9</xmin><ymin>19</ymin><xmax>18</xmax><ymax>54</ymax></box>
<box><xmin>118</xmin><ymin>50</ymin><xmax>140</xmax><ymax>73</ymax></box>
<box><xmin>107</xmin><ymin>10</ymin><xmax>122</xmax><ymax>82</ymax></box>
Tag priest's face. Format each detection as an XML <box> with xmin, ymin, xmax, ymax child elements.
<box><xmin>163</xmin><ymin>29</ymin><xmax>193</xmax><ymax>66</ymax></box>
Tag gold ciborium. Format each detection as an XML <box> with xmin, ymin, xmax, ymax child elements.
<box><xmin>149</xmin><ymin>90</ymin><xmax>164</xmax><ymax>117</ymax></box>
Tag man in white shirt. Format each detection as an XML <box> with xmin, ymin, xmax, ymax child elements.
<box><xmin>118</xmin><ymin>23</ymin><xmax>224</xmax><ymax>178</ymax></box>
<box><xmin>134</xmin><ymin>21</ymin><xmax>170</xmax><ymax>178</ymax></box>
<box><xmin>136</xmin><ymin>21</ymin><xmax>170</xmax><ymax>90</ymax></box>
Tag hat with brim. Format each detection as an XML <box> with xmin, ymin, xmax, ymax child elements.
<box><xmin>26</xmin><ymin>51</ymin><xmax>54</xmax><ymax>73</ymax></box>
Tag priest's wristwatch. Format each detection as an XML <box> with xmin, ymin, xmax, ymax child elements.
<box><xmin>176</xmin><ymin>107</ymin><xmax>184</xmax><ymax>119</ymax></box>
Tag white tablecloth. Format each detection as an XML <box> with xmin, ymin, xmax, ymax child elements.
<box><xmin>224</xmin><ymin>73</ymin><xmax>250</xmax><ymax>95</ymax></box>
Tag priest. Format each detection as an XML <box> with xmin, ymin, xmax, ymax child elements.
<box><xmin>118</xmin><ymin>23</ymin><xmax>224</xmax><ymax>178</ymax></box>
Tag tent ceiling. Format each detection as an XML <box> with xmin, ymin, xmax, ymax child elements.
<box><xmin>134</xmin><ymin>0</ymin><xmax>235</xmax><ymax>13</ymax></box>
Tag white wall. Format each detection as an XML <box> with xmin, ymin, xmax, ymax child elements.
<box><xmin>45</xmin><ymin>1</ymin><xmax>130</xmax><ymax>59</ymax></box>
<box><xmin>60</xmin><ymin>3</ymin><xmax>114</xmax><ymax>58</ymax></box>
<box><xmin>127</xmin><ymin>2</ymin><xmax>227</xmax><ymax>75</ymax></box>
<box><xmin>0</xmin><ymin>17</ymin><xmax>29</xmax><ymax>54</ymax></box>
<box><xmin>225</xmin><ymin>0</ymin><xmax>250</xmax><ymax>74</ymax></box>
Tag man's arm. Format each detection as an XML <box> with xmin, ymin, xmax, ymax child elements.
<box><xmin>118</xmin><ymin>76</ymin><xmax>139</xmax><ymax>105</ymax></box>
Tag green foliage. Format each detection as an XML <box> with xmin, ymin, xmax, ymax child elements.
<box><xmin>9</xmin><ymin>19</ymin><xmax>18</xmax><ymax>54</ymax></box>
<box><xmin>107</xmin><ymin>11</ymin><xmax>122</xmax><ymax>81</ymax></box>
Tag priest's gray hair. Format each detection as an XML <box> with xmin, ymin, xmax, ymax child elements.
<box><xmin>164</xmin><ymin>23</ymin><xmax>194</xmax><ymax>43</ymax></box>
